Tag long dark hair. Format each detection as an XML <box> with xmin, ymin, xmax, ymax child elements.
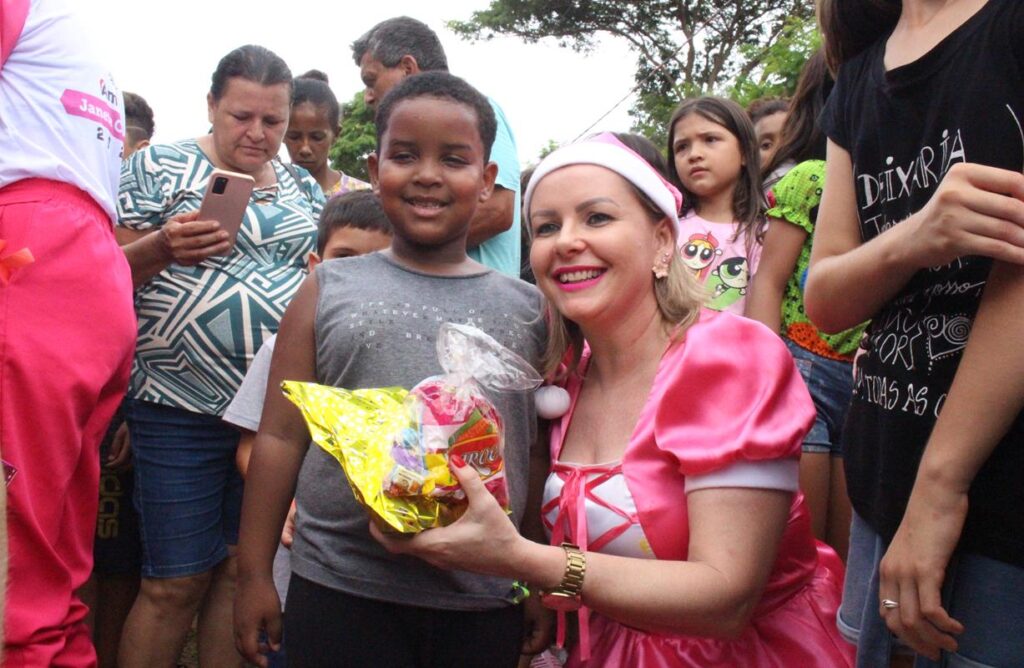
<box><xmin>666</xmin><ymin>96</ymin><xmax>765</xmax><ymax>251</ymax></box>
<box><xmin>765</xmin><ymin>50</ymin><xmax>833</xmax><ymax>175</ymax></box>
<box><xmin>819</xmin><ymin>0</ymin><xmax>901</xmax><ymax>73</ymax></box>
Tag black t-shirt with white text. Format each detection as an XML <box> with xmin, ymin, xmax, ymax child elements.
<box><xmin>821</xmin><ymin>0</ymin><xmax>1024</xmax><ymax>567</ymax></box>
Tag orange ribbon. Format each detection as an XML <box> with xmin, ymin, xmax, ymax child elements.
<box><xmin>0</xmin><ymin>240</ymin><xmax>34</xmax><ymax>285</ymax></box>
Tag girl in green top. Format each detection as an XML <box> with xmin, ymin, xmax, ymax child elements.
<box><xmin>746</xmin><ymin>50</ymin><xmax>867</xmax><ymax>561</ymax></box>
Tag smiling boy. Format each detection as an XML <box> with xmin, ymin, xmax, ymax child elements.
<box><xmin>235</xmin><ymin>72</ymin><xmax>547</xmax><ymax>667</ymax></box>
<box><xmin>352</xmin><ymin>16</ymin><xmax>523</xmax><ymax>278</ymax></box>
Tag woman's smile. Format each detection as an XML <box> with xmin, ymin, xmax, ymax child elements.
<box><xmin>552</xmin><ymin>266</ymin><xmax>607</xmax><ymax>291</ymax></box>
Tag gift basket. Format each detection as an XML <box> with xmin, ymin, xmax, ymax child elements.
<box><xmin>282</xmin><ymin>323</ymin><xmax>541</xmax><ymax>533</ymax></box>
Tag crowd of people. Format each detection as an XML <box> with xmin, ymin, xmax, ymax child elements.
<box><xmin>1</xmin><ymin>0</ymin><xmax>1023</xmax><ymax>667</ymax></box>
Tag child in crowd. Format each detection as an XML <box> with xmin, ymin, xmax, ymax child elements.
<box><xmin>223</xmin><ymin>190</ymin><xmax>391</xmax><ymax>668</ymax></box>
<box><xmin>748</xmin><ymin>96</ymin><xmax>789</xmax><ymax>175</ymax></box>
<box><xmin>285</xmin><ymin>69</ymin><xmax>370</xmax><ymax>197</ymax></box>
<box><xmin>667</xmin><ymin>96</ymin><xmax>766</xmax><ymax>313</ymax></box>
<box><xmin>235</xmin><ymin>71</ymin><xmax>547</xmax><ymax>667</ymax></box>
<box><xmin>761</xmin><ymin>54</ymin><xmax>831</xmax><ymax>195</ymax></box>
<box><xmin>122</xmin><ymin>91</ymin><xmax>155</xmax><ymax>158</ymax></box>
<box><xmin>745</xmin><ymin>50</ymin><xmax>862</xmax><ymax>562</ymax></box>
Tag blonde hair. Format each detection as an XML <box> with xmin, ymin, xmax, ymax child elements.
<box><xmin>539</xmin><ymin>202</ymin><xmax>706</xmax><ymax>379</ymax></box>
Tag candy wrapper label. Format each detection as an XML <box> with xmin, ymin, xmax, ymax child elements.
<box><xmin>283</xmin><ymin>323</ymin><xmax>542</xmax><ymax>533</ymax></box>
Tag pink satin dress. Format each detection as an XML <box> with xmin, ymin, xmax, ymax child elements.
<box><xmin>544</xmin><ymin>310</ymin><xmax>854</xmax><ymax>667</ymax></box>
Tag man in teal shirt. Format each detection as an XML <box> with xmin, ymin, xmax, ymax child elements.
<box><xmin>352</xmin><ymin>16</ymin><xmax>521</xmax><ymax>277</ymax></box>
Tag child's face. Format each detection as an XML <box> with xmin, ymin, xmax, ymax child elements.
<box><xmin>321</xmin><ymin>227</ymin><xmax>392</xmax><ymax>260</ymax></box>
<box><xmin>368</xmin><ymin>97</ymin><xmax>497</xmax><ymax>257</ymax></box>
<box><xmin>755</xmin><ymin>110</ymin><xmax>787</xmax><ymax>169</ymax></box>
<box><xmin>284</xmin><ymin>102</ymin><xmax>337</xmax><ymax>174</ymax></box>
<box><xmin>671</xmin><ymin>113</ymin><xmax>745</xmax><ymax>204</ymax></box>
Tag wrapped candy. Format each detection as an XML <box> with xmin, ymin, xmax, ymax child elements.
<box><xmin>283</xmin><ymin>323</ymin><xmax>542</xmax><ymax>533</ymax></box>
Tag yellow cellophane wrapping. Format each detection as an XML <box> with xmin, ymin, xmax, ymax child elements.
<box><xmin>282</xmin><ymin>380</ymin><xmax>462</xmax><ymax>534</ymax></box>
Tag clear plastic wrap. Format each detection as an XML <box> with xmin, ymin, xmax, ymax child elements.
<box><xmin>283</xmin><ymin>323</ymin><xmax>541</xmax><ymax>533</ymax></box>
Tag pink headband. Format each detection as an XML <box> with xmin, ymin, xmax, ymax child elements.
<box><xmin>523</xmin><ymin>133</ymin><xmax>683</xmax><ymax>237</ymax></box>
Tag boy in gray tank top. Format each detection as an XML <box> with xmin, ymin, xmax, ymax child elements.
<box><xmin>235</xmin><ymin>72</ymin><xmax>548</xmax><ymax>667</ymax></box>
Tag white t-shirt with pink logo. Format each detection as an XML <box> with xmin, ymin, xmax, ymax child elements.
<box><xmin>0</xmin><ymin>0</ymin><xmax>124</xmax><ymax>221</ymax></box>
<box><xmin>676</xmin><ymin>211</ymin><xmax>761</xmax><ymax>315</ymax></box>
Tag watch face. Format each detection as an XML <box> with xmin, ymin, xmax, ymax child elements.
<box><xmin>541</xmin><ymin>592</ymin><xmax>582</xmax><ymax>612</ymax></box>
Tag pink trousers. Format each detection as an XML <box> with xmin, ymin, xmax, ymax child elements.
<box><xmin>0</xmin><ymin>179</ymin><xmax>135</xmax><ymax>667</ymax></box>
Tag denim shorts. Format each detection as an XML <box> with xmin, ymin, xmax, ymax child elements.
<box><xmin>785</xmin><ymin>338</ymin><xmax>853</xmax><ymax>455</ymax></box>
<box><xmin>839</xmin><ymin>511</ymin><xmax>1024</xmax><ymax>667</ymax></box>
<box><xmin>126</xmin><ymin>399</ymin><xmax>243</xmax><ymax>578</ymax></box>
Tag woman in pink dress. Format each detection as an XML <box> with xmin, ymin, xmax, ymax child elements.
<box><xmin>373</xmin><ymin>135</ymin><xmax>853</xmax><ymax>667</ymax></box>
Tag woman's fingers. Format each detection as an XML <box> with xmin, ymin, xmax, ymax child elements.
<box><xmin>895</xmin><ymin>578</ymin><xmax>956</xmax><ymax>660</ymax></box>
<box><xmin>169</xmin><ymin>209</ymin><xmax>201</xmax><ymax>223</ymax></box>
<box><xmin>919</xmin><ymin>577</ymin><xmax>963</xmax><ymax>636</ymax></box>
<box><xmin>961</xmin><ymin>187</ymin><xmax>1024</xmax><ymax>229</ymax></box>
<box><xmin>162</xmin><ymin>219</ymin><xmax>230</xmax><ymax>264</ymax></box>
<box><xmin>170</xmin><ymin>220</ymin><xmax>225</xmax><ymax>244</ymax></box>
<box><xmin>912</xmin><ymin>163</ymin><xmax>1024</xmax><ymax>267</ymax></box>
<box><xmin>880</xmin><ymin>564</ymin><xmax>962</xmax><ymax>660</ymax></box>
<box><xmin>368</xmin><ymin>518</ymin><xmax>417</xmax><ymax>554</ymax></box>
<box><xmin>961</xmin><ymin>162</ymin><xmax>1024</xmax><ymax>202</ymax></box>
<box><xmin>962</xmin><ymin>229</ymin><xmax>1024</xmax><ymax>265</ymax></box>
<box><xmin>447</xmin><ymin>455</ymin><xmax>491</xmax><ymax>504</ymax></box>
<box><xmin>173</xmin><ymin>242</ymin><xmax>231</xmax><ymax>264</ymax></box>
<box><xmin>920</xmin><ymin>208</ymin><xmax>1024</xmax><ymax>267</ymax></box>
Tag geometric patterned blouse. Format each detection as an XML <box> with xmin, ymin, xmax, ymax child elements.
<box><xmin>118</xmin><ymin>139</ymin><xmax>323</xmax><ymax>415</ymax></box>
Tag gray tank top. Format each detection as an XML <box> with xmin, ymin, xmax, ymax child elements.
<box><xmin>291</xmin><ymin>252</ymin><xmax>545</xmax><ymax>610</ymax></box>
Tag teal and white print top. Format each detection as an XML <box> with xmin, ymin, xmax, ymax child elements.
<box><xmin>118</xmin><ymin>139</ymin><xmax>322</xmax><ymax>415</ymax></box>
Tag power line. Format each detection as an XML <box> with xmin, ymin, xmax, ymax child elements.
<box><xmin>566</xmin><ymin>3</ymin><xmax>743</xmax><ymax>144</ymax></box>
<box><xmin>569</xmin><ymin>40</ymin><xmax>688</xmax><ymax>142</ymax></box>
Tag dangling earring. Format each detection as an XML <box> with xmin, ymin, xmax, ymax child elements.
<box><xmin>652</xmin><ymin>251</ymin><xmax>671</xmax><ymax>279</ymax></box>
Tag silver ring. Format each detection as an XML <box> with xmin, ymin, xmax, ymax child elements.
<box><xmin>881</xmin><ymin>598</ymin><xmax>900</xmax><ymax>610</ymax></box>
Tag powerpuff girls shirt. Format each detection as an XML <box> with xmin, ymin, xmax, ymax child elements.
<box><xmin>677</xmin><ymin>211</ymin><xmax>760</xmax><ymax>314</ymax></box>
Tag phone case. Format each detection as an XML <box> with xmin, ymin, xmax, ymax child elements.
<box><xmin>197</xmin><ymin>169</ymin><xmax>255</xmax><ymax>252</ymax></box>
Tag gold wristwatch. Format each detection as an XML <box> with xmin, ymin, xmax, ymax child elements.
<box><xmin>540</xmin><ymin>542</ymin><xmax>586</xmax><ymax>611</ymax></box>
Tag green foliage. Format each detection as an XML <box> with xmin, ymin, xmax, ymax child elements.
<box><xmin>729</xmin><ymin>14</ymin><xmax>821</xmax><ymax>108</ymax></box>
<box><xmin>537</xmin><ymin>139</ymin><xmax>560</xmax><ymax>161</ymax></box>
<box><xmin>330</xmin><ymin>91</ymin><xmax>376</xmax><ymax>181</ymax></box>
<box><xmin>450</xmin><ymin>0</ymin><xmax>817</xmax><ymax>142</ymax></box>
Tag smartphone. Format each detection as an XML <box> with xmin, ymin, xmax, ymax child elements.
<box><xmin>197</xmin><ymin>169</ymin><xmax>254</xmax><ymax>252</ymax></box>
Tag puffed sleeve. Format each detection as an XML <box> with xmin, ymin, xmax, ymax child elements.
<box><xmin>653</xmin><ymin>311</ymin><xmax>815</xmax><ymax>487</ymax></box>
<box><xmin>766</xmin><ymin>160</ymin><xmax>825</xmax><ymax>236</ymax></box>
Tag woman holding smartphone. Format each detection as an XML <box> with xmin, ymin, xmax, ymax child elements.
<box><xmin>114</xmin><ymin>44</ymin><xmax>322</xmax><ymax>667</ymax></box>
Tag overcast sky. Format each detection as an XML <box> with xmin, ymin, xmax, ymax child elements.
<box><xmin>81</xmin><ymin>1</ymin><xmax>638</xmax><ymax>167</ymax></box>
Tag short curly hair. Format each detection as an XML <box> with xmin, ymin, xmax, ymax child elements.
<box><xmin>374</xmin><ymin>71</ymin><xmax>496</xmax><ymax>162</ymax></box>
